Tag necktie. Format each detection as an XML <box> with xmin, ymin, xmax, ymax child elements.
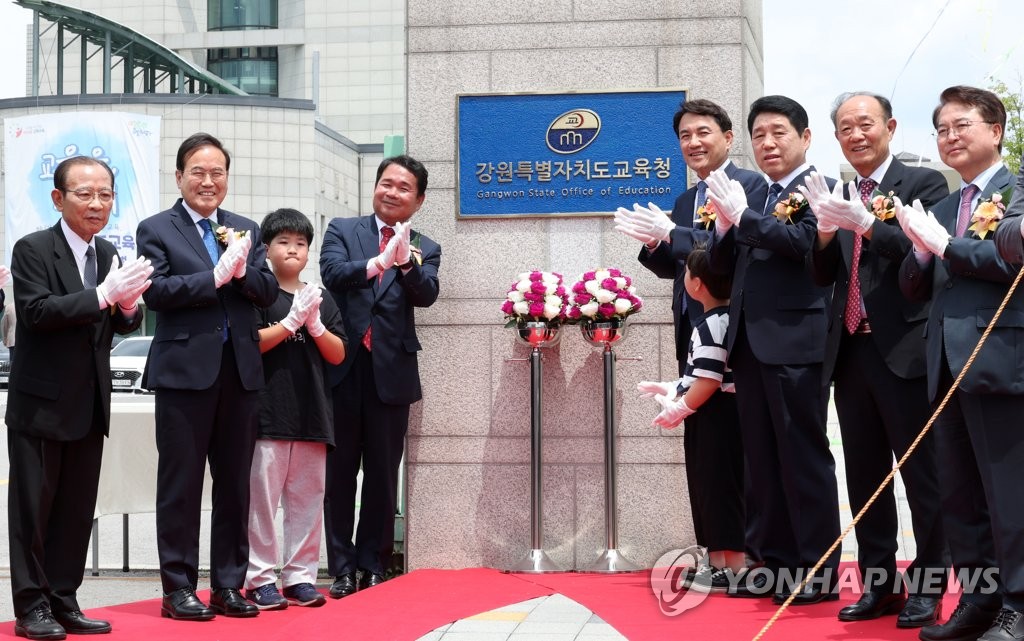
<box><xmin>956</xmin><ymin>184</ymin><xmax>980</xmax><ymax>238</ymax></box>
<box><xmin>197</xmin><ymin>218</ymin><xmax>220</xmax><ymax>264</ymax></box>
<box><xmin>764</xmin><ymin>183</ymin><xmax>783</xmax><ymax>216</ymax></box>
<box><xmin>84</xmin><ymin>245</ymin><xmax>97</xmax><ymax>289</ymax></box>
<box><xmin>695</xmin><ymin>180</ymin><xmax>708</xmax><ymax>215</ymax></box>
<box><xmin>362</xmin><ymin>225</ymin><xmax>396</xmax><ymax>351</ymax></box>
<box><xmin>843</xmin><ymin>178</ymin><xmax>877</xmax><ymax>334</ymax></box>
<box><xmin>198</xmin><ymin>217</ymin><xmax>229</xmax><ymax>341</ymax></box>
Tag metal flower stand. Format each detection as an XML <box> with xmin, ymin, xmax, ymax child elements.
<box><xmin>581</xmin><ymin>318</ymin><xmax>641</xmax><ymax>573</ymax></box>
<box><xmin>507</xmin><ymin>321</ymin><xmax>565</xmax><ymax>573</ymax></box>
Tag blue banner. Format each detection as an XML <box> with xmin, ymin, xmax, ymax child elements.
<box><xmin>457</xmin><ymin>89</ymin><xmax>686</xmax><ymax>218</ymax></box>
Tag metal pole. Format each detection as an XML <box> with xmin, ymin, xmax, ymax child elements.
<box><xmin>603</xmin><ymin>345</ymin><xmax>617</xmax><ymax>550</ymax></box>
<box><xmin>508</xmin><ymin>345</ymin><xmax>563</xmax><ymax>573</ymax></box>
<box><xmin>529</xmin><ymin>347</ymin><xmax>543</xmax><ymax>549</ymax></box>
<box><xmin>587</xmin><ymin>342</ymin><xmax>640</xmax><ymax>572</ymax></box>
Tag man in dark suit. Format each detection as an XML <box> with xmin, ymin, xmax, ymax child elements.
<box><xmin>615</xmin><ymin>98</ymin><xmax>766</xmax><ymax>580</ymax></box>
<box><xmin>320</xmin><ymin>155</ymin><xmax>440</xmax><ymax>598</ymax></box>
<box><xmin>705</xmin><ymin>95</ymin><xmax>840</xmax><ymax>605</ymax></box>
<box><xmin>137</xmin><ymin>133</ymin><xmax>278</xmax><ymax>621</ymax></box>
<box><xmin>898</xmin><ymin>86</ymin><xmax>1024</xmax><ymax>641</ymax></box>
<box><xmin>802</xmin><ymin>91</ymin><xmax>949</xmax><ymax>628</ymax></box>
<box><xmin>7</xmin><ymin>157</ymin><xmax>148</xmax><ymax>639</ymax></box>
<box><xmin>616</xmin><ymin>98</ymin><xmax>766</xmax><ymax>374</ymax></box>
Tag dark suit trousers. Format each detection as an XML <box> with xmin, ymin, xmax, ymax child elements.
<box><xmin>834</xmin><ymin>332</ymin><xmax>947</xmax><ymax>595</ymax></box>
<box><xmin>154</xmin><ymin>343</ymin><xmax>259</xmax><ymax>593</ymax></box>
<box><xmin>325</xmin><ymin>345</ymin><xmax>409</xmax><ymax>576</ymax></box>
<box><xmin>730</xmin><ymin>326</ymin><xmax>841</xmax><ymax>578</ymax></box>
<box><xmin>7</xmin><ymin>420</ymin><xmax>104</xmax><ymax>617</ymax></box>
<box><xmin>934</xmin><ymin>361</ymin><xmax>1024</xmax><ymax>610</ymax></box>
<box><xmin>684</xmin><ymin>391</ymin><xmax>745</xmax><ymax>551</ymax></box>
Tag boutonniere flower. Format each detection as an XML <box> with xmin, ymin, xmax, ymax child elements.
<box><xmin>772</xmin><ymin>192</ymin><xmax>807</xmax><ymax>224</ymax></box>
<box><xmin>565</xmin><ymin>268</ymin><xmax>643</xmax><ymax>322</ymax></box>
<box><xmin>968</xmin><ymin>187</ymin><xmax>1013</xmax><ymax>240</ymax></box>
<box><xmin>869</xmin><ymin>189</ymin><xmax>897</xmax><ymax>221</ymax></box>
<box><xmin>695</xmin><ymin>201</ymin><xmax>718</xmax><ymax>229</ymax></box>
<box><xmin>501</xmin><ymin>271</ymin><xmax>569</xmax><ymax>327</ymax></box>
<box><xmin>215</xmin><ymin>226</ymin><xmax>247</xmax><ymax>247</ymax></box>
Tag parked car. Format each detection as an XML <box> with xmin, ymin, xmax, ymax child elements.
<box><xmin>109</xmin><ymin>336</ymin><xmax>152</xmax><ymax>393</ymax></box>
<box><xmin>0</xmin><ymin>344</ymin><xmax>10</xmax><ymax>388</ymax></box>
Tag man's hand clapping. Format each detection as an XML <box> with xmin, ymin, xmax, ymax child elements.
<box><xmin>613</xmin><ymin>202</ymin><xmax>674</xmax><ymax>245</ymax></box>
<box><xmin>97</xmin><ymin>256</ymin><xmax>154</xmax><ymax>309</ymax></box>
<box><xmin>705</xmin><ymin>169</ymin><xmax>748</xmax><ymax>232</ymax></box>
<box><xmin>895</xmin><ymin>197</ymin><xmax>949</xmax><ymax>256</ymax></box>
<box><xmin>214</xmin><ymin>237</ymin><xmax>249</xmax><ymax>287</ymax></box>
<box><xmin>393</xmin><ymin>221</ymin><xmax>412</xmax><ymax>266</ymax></box>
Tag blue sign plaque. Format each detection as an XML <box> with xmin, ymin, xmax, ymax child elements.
<box><xmin>456</xmin><ymin>89</ymin><xmax>686</xmax><ymax>218</ymax></box>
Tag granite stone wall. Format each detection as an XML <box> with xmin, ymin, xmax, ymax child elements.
<box><xmin>405</xmin><ymin>0</ymin><xmax>764</xmax><ymax>571</ymax></box>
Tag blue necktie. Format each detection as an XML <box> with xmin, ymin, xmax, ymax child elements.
<box><xmin>695</xmin><ymin>180</ymin><xmax>708</xmax><ymax>213</ymax></box>
<box><xmin>198</xmin><ymin>218</ymin><xmax>229</xmax><ymax>342</ymax></box>
<box><xmin>198</xmin><ymin>218</ymin><xmax>219</xmax><ymax>264</ymax></box>
<box><xmin>764</xmin><ymin>183</ymin><xmax>784</xmax><ymax>215</ymax></box>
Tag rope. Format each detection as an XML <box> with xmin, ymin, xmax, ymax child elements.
<box><xmin>751</xmin><ymin>261</ymin><xmax>1024</xmax><ymax>641</ymax></box>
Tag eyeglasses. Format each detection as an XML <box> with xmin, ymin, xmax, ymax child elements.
<box><xmin>67</xmin><ymin>189</ymin><xmax>115</xmax><ymax>204</ymax></box>
<box><xmin>186</xmin><ymin>168</ymin><xmax>228</xmax><ymax>181</ymax></box>
<box><xmin>933</xmin><ymin>120</ymin><xmax>994</xmax><ymax>139</ymax></box>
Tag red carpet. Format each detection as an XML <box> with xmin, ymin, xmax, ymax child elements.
<box><xmin>2</xmin><ymin>566</ymin><xmax>963</xmax><ymax>640</ymax></box>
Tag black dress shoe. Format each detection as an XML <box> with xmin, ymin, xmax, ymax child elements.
<box><xmin>920</xmin><ymin>602</ymin><xmax>1000</xmax><ymax>641</ymax></box>
<box><xmin>209</xmin><ymin>588</ymin><xmax>259</xmax><ymax>618</ymax></box>
<box><xmin>357</xmin><ymin>570</ymin><xmax>386</xmax><ymax>590</ymax></box>
<box><xmin>979</xmin><ymin>608</ymin><xmax>1024</xmax><ymax>640</ymax></box>
<box><xmin>773</xmin><ymin>582</ymin><xmax>840</xmax><ymax>606</ymax></box>
<box><xmin>52</xmin><ymin>610</ymin><xmax>111</xmax><ymax>635</ymax></box>
<box><xmin>329</xmin><ymin>573</ymin><xmax>358</xmax><ymax>599</ymax></box>
<box><xmin>14</xmin><ymin>604</ymin><xmax>66</xmax><ymax>640</ymax></box>
<box><xmin>726</xmin><ymin>567</ymin><xmax>775</xmax><ymax>598</ymax></box>
<box><xmin>160</xmin><ymin>587</ymin><xmax>215</xmax><ymax>621</ymax></box>
<box><xmin>898</xmin><ymin>595</ymin><xmax>942</xmax><ymax>628</ymax></box>
<box><xmin>838</xmin><ymin>590</ymin><xmax>906</xmax><ymax>621</ymax></box>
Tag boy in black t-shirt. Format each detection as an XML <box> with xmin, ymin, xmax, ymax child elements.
<box><xmin>243</xmin><ymin>208</ymin><xmax>347</xmax><ymax>610</ymax></box>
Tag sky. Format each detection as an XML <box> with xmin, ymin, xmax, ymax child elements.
<box><xmin>0</xmin><ymin>0</ymin><xmax>1022</xmax><ymax>175</ymax></box>
<box><xmin>763</xmin><ymin>0</ymin><xmax>1024</xmax><ymax>175</ymax></box>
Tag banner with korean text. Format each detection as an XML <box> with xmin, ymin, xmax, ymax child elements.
<box><xmin>4</xmin><ymin>112</ymin><xmax>161</xmax><ymax>261</ymax></box>
<box><xmin>456</xmin><ymin>89</ymin><xmax>685</xmax><ymax>218</ymax></box>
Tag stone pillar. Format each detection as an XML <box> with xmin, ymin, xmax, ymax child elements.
<box><xmin>404</xmin><ymin>0</ymin><xmax>763</xmax><ymax>570</ymax></box>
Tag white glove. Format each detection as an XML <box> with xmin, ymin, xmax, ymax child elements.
<box><xmin>280</xmin><ymin>284</ymin><xmax>319</xmax><ymax>333</ymax></box>
<box><xmin>0</xmin><ymin>264</ymin><xmax>10</xmax><ymax>288</ymax></box>
<box><xmin>213</xmin><ymin>240</ymin><xmax>247</xmax><ymax>288</ymax></box>
<box><xmin>911</xmin><ymin>210</ymin><xmax>951</xmax><ymax>257</ymax></box>
<box><xmin>797</xmin><ymin>171</ymin><xmax>839</xmax><ymax>233</ymax></box>
<box><xmin>393</xmin><ymin>222</ymin><xmax>412</xmax><ymax>266</ymax></box>
<box><xmin>637</xmin><ymin>380</ymin><xmax>679</xmax><ymax>400</ymax></box>
<box><xmin>97</xmin><ymin>256</ymin><xmax>154</xmax><ymax>307</ymax></box>
<box><xmin>826</xmin><ymin>180</ymin><xmax>875</xmax><ymax>235</ymax></box>
<box><xmin>652</xmin><ymin>394</ymin><xmax>695</xmax><ymax>429</ymax></box>
<box><xmin>376</xmin><ymin>230</ymin><xmax>400</xmax><ymax>272</ymax></box>
<box><xmin>613</xmin><ymin>207</ymin><xmax>660</xmax><ymax>245</ymax></box>
<box><xmin>705</xmin><ymin>169</ymin><xmax>748</xmax><ymax>227</ymax></box>
<box><xmin>224</xmin><ymin>229</ymin><xmax>250</xmax><ymax>279</ymax></box>
<box><xmin>625</xmin><ymin>202</ymin><xmax>675</xmax><ymax>243</ymax></box>
<box><xmin>117</xmin><ymin>277</ymin><xmax>151</xmax><ymax>311</ymax></box>
<box><xmin>894</xmin><ymin>197</ymin><xmax>929</xmax><ymax>253</ymax></box>
<box><xmin>301</xmin><ymin>284</ymin><xmax>327</xmax><ymax>337</ymax></box>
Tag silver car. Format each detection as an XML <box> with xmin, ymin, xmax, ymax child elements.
<box><xmin>109</xmin><ymin>336</ymin><xmax>152</xmax><ymax>393</ymax></box>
